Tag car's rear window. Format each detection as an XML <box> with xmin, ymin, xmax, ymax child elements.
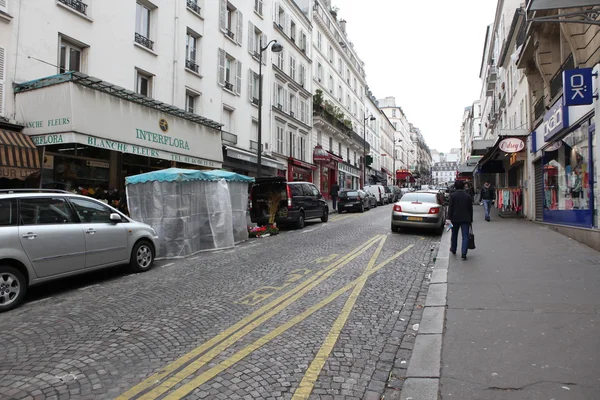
<box><xmin>340</xmin><ymin>191</ymin><xmax>358</xmax><ymax>197</ymax></box>
<box><xmin>0</xmin><ymin>199</ymin><xmax>17</xmax><ymax>226</ymax></box>
<box><xmin>400</xmin><ymin>193</ymin><xmax>438</xmax><ymax>203</ymax></box>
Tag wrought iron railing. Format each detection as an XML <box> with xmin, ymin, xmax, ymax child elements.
<box><xmin>226</xmin><ymin>29</ymin><xmax>235</xmax><ymax>40</ymax></box>
<box><xmin>221</xmin><ymin>131</ymin><xmax>238</xmax><ymax>145</ymax></box>
<box><xmin>225</xmin><ymin>82</ymin><xmax>234</xmax><ymax>92</ymax></box>
<box><xmin>534</xmin><ymin>97</ymin><xmax>545</xmax><ymax>121</ymax></box>
<box><xmin>58</xmin><ymin>0</ymin><xmax>88</xmax><ymax>15</ymax></box>
<box><xmin>550</xmin><ymin>54</ymin><xmax>575</xmax><ymax>98</ymax></box>
<box><xmin>252</xmin><ymin>97</ymin><xmax>259</xmax><ymax>105</ymax></box>
<box><xmin>186</xmin><ymin>0</ymin><xmax>200</xmax><ymax>14</ymax></box>
<box><xmin>135</xmin><ymin>33</ymin><xmax>154</xmax><ymax>50</ymax></box>
<box><xmin>185</xmin><ymin>59</ymin><xmax>199</xmax><ymax>73</ymax></box>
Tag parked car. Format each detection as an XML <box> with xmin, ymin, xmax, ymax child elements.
<box><xmin>365</xmin><ymin>191</ymin><xmax>378</xmax><ymax>209</ymax></box>
<box><xmin>337</xmin><ymin>190</ymin><xmax>370</xmax><ymax>213</ymax></box>
<box><xmin>0</xmin><ymin>189</ymin><xmax>160</xmax><ymax>312</ymax></box>
<box><xmin>390</xmin><ymin>191</ymin><xmax>447</xmax><ymax>235</ymax></box>
<box><xmin>364</xmin><ymin>185</ymin><xmax>388</xmax><ymax>205</ymax></box>
<box><xmin>249</xmin><ymin>177</ymin><xmax>328</xmax><ymax>229</ymax></box>
<box><xmin>387</xmin><ymin>186</ymin><xmax>401</xmax><ymax>202</ymax></box>
<box><xmin>383</xmin><ymin>186</ymin><xmax>394</xmax><ymax>203</ymax></box>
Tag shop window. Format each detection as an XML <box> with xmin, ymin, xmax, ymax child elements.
<box><xmin>136</xmin><ymin>69</ymin><xmax>153</xmax><ymax>97</ymax></box>
<box><xmin>543</xmin><ymin>123</ymin><xmax>590</xmax><ymax>211</ymax></box>
<box><xmin>59</xmin><ymin>38</ymin><xmax>84</xmax><ymax>73</ymax></box>
<box><xmin>42</xmin><ymin>156</ymin><xmax>109</xmax><ymax>193</ymax></box>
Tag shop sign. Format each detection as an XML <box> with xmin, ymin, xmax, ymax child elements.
<box><xmin>542</xmin><ymin>99</ymin><xmax>569</xmax><ymax>141</ymax></box>
<box><xmin>338</xmin><ymin>162</ymin><xmax>359</xmax><ymax>177</ymax></box>
<box><xmin>1</xmin><ymin>167</ymin><xmax>38</xmax><ymax>180</ymax></box>
<box><xmin>498</xmin><ymin>138</ymin><xmax>525</xmax><ymax>153</ymax></box>
<box><xmin>86</xmin><ymin>160</ymin><xmax>110</xmax><ymax>169</ymax></box>
<box><xmin>563</xmin><ymin>68</ymin><xmax>594</xmax><ymax>106</ymax></box>
<box><xmin>31</xmin><ymin>132</ymin><xmax>220</xmax><ymax>168</ymax></box>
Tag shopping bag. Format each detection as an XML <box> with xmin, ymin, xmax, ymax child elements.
<box><xmin>468</xmin><ymin>224</ymin><xmax>476</xmax><ymax>250</ymax></box>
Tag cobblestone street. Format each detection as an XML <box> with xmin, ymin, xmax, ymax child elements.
<box><xmin>0</xmin><ymin>205</ymin><xmax>441</xmax><ymax>400</ymax></box>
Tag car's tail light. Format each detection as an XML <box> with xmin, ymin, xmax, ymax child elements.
<box><xmin>393</xmin><ymin>205</ymin><xmax>402</xmax><ymax>212</ymax></box>
<box><xmin>429</xmin><ymin>207</ymin><xmax>440</xmax><ymax>214</ymax></box>
<box><xmin>286</xmin><ymin>185</ymin><xmax>292</xmax><ymax>209</ymax></box>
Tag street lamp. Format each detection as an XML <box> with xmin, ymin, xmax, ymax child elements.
<box><xmin>256</xmin><ymin>40</ymin><xmax>283</xmax><ymax>178</ymax></box>
<box><xmin>363</xmin><ymin>115</ymin><xmax>376</xmax><ymax>188</ymax></box>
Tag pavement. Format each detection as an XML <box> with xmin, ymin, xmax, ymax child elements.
<box><xmin>400</xmin><ymin>205</ymin><xmax>600</xmax><ymax>399</ymax></box>
<box><xmin>0</xmin><ymin>203</ymin><xmax>441</xmax><ymax>400</ymax></box>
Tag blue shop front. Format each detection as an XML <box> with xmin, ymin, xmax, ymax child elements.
<box><xmin>531</xmin><ymin>95</ymin><xmax>596</xmax><ymax>229</ymax></box>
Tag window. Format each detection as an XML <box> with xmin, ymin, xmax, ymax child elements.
<box><xmin>248</xmin><ymin>23</ymin><xmax>265</xmax><ymax>59</ymax></box>
<box><xmin>19</xmin><ymin>198</ymin><xmax>74</xmax><ymax>225</ymax></box>
<box><xmin>277</xmin><ymin>49</ymin><xmax>285</xmax><ymax>70</ymax></box>
<box><xmin>300</xmin><ymin>99</ymin><xmax>307</xmax><ymax>123</ymax></box>
<box><xmin>222</xmin><ymin>107</ymin><xmax>233</xmax><ymax>132</ymax></box>
<box><xmin>338</xmin><ymin>58</ymin><xmax>342</xmax><ymax>74</ymax></box>
<box><xmin>276</xmin><ymin>125</ymin><xmax>285</xmax><ymax>154</ymax></box>
<box><xmin>392</xmin><ymin>109</ymin><xmax>396</xmax><ymax>117</ymax></box>
<box><xmin>317</xmin><ymin>63</ymin><xmax>323</xmax><ymax>82</ymax></box>
<box><xmin>59</xmin><ymin>39</ymin><xmax>82</xmax><ymax>73</ymax></box>
<box><xmin>329</xmin><ymin>137</ymin><xmax>333</xmax><ymax>152</ymax></box>
<box><xmin>218</xmin><ymin>49</ymin><xmax>241</xmax><ymax>95</ymax></box>
<box><xmin>346</xmin><ymin>94</ymin><xmax>350</xmax><ymax>109</ymax></box>
<box><xmin>328</xmin><ymin>74</ymin><xmax>334</xmax><ymax>93</ymax></box>
<box><xmin>289</xmin><ymin>131</ymin><xmax>296</xmax><ymax>157</ymax></box>
<box><xmin>187</xmin><ymin>0</ymin><xmax>201</xmax><ymax>14</ymax></box>
<box><xmin>346</xmin><ymin>148</ymin><xmax>350</xmax><ymax>162</ymax></box>
<box><xmin>136</xmin><ymin>69</ymin><xmax>153</xmax><ymax>97</ymax></box>
<box><xmin>353</xmin><ymin>78</ymin><xmax>357</xmax><ymax>92</ymax></box>
<box><xmin>300</xmin><ymin>31</ymin><xmax>307</xmax><ymax>52</ymax></box>
<box><xmin>289</xmin><ymin>56</ymin><xmax>296</xmax><ymax>80</ymax></box>
<box><xmin>254</xmin><ymin>0</ymin><xmax>263</xmax><ymax>16</ymax></box>
<box><xmin>0</xmin><ymin>199</ymin><xmax>17</xmax><ymax>226</ymax></box>
<box><xmin>290</xmin><ymin>20</ymin><xmax>296</xmax><ymax>42</ymax></box>
<box><xmin>338</xmin><ymin>142</ymin><xmax>342</xmax><ymax>156</ymax></box>
<box><xmin>220</xmin><ymin>0</ymin><xmax>243</xmax><ymax>45</ymax></box>
<box><xmin>186</xmin><ymin>91</ymin><xmax>199</xmax><ymax>113</ymax></box>
<box><xmin>317</xmin><ymin>31</ymin><xmax>322</xmax><ymax>51</ymax></box>
<box><xmin>277</xmin><ymin>5</ymin><xmax>285</xmax><ymax>28</ymax></box>
<box><xmin>186</xmin><ymin>31</ymin><xmax>200</xmax><ymax>73</ymax></box>
<box><xmin>273</xmin><ymin>82</ymin><xmax>286</xmax><ymax>111</ymax></box>
<box><xmin>328</xmin><ymin>45</ymin><xmax>333</xmax><ymax>63</ymax></box>
<box><xmin>338</xmin><ymin>84</ymin><xmax>343</xmax><ymax>101</ymax></box>
<box><xmin>352</xmin><ymin>101</ymin><xmax>357</xmax><ymax>116</ymax></box>
<box><xmin>289</xmin><ymin>93</ymin><xmax>297</xmax><ymax>117</ymax></box>
<box><xmin>299</xmin><ymin>64</ymin><xmax>306</xmax><ymax>87</ymax></box>
<box><xmin>354</xmin><ymin>152</ymin><xmax>357</xmax><ymax>166</ymax></box>
<box><xmin>393</xmin><ymin>122</ymin><xmax>398</xmax><ymax>130</ymax></box>
<box><xmin>248</xmin><ymin>69</ymin><xmax>259</xmax><ymax>104</ymax></box>
<box><xmin>70</xmin><ymin>198</ymin><xmax>114</xmax><ymax>223</ymax></box>
<box><xmin>135</xmin><ymin>2</ymin><xmax>153</xmax><ymax>50</ymax></box>
<box><xmin>299</xmin><ymin>136</ymin><xmax>307</xmax><ymax>161</ymax></box>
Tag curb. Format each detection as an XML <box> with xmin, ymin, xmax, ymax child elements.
<box><xmin>400</xmin><ymin>229</ymin><xmax>450</xmax><ymax>400</ymax></box>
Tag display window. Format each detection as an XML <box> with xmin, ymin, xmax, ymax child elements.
<box><xmin>543</xmin><ymin>122</ymin><xmax>590</xmax><ymax>211</ymax></box>
<box><xmin>321</xmin><ymin>166</ymin><xmax>329</xmax><ymax>194</ymax></box>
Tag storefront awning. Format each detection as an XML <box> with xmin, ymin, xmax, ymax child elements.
<box><xmin>313</xmin><ymin>145</ymin><xmax>343</xmax><ymax>163</ymax></box>
<box><xmin>381</xmin><ymin>167</ymin><xmax>392</xmax><ymax>176</ymax></box>
<box><xmin>396</xmin><ymin>170</ymin><xmax>413</xmax><ymax>180</ymax></box>
<box><xmin>0</xmin><ymin>130</ymin><xmax>41</xmax><ymax>180</ymax></box>
<box><xmin>477</xmin><ymin>135</ymin><xmax>527</xmax><ymax>173</ymax></box>
<box><xmin>226</xmin><ymin>146</ymin><xmax>285</xmax><ymax>170</ymax></box>
<box><xmin>289</xmin><ymin>158</ymin><xmax>317</xmax><ymax>170</ymax></box>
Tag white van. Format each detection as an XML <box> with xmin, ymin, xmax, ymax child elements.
<box><xmin>363</xmin><ymin>185</ymin><xmax>388</xmax><ymax>205</ymax></box>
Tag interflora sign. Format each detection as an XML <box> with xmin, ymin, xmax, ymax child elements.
<box><xmin>498</xmin><ymin>138</ymin><xmax>525</xmax><ymax>153</ymax></box>
<box><xmin>16</xmin><ymin>82</ymin><xmax>223</xmax><ymax>164</ymax></box>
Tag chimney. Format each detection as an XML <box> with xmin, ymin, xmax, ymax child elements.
<box><xmin>339</xmin><ymin>19</ymin><xmax>347</xmax><ymax>34</ymax></box>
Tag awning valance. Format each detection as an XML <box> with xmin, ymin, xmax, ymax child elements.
<box><xmin>396</xmin><ymin>170</ymin><xmax>413</xmax><ymax>180</ymax></box>
<box><xmin>0</xmin><ymin>130</ymin><xmax>41</xmax><ymax>180</ymax></box>
<box><xmin>313</xmin><ymin>145</ymin><xmax>343</xmax><ymax>163</ymax></box>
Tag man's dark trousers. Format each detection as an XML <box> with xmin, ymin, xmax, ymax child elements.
<box><xmin>450</xmin><ymin>222</ymin><xmax>470</xmax><ymax>256</ymax></box>
<box><xmin>332</xmin><ymin>195</ymin><xmax>338</xmax><ymax>210</ymax></box>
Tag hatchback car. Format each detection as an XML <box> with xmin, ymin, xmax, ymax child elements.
<box><xmin>390</xmin><ymin>191</ymin><xmax>446</xmax><ymax>234</ymax></box>
<box><xmin>337</xmin><ymin>190</ymin><xmax>370</xmax><ymax>213</ymax></box>
<box><xmin>249</xmin><ymin>177</ymin><xmax>328</xmax><ymax>229</ymax></box>
<box><xmin>0</xmin><ymin>189</ymin><xmax>159</xmax><ymax>312</ymax></box>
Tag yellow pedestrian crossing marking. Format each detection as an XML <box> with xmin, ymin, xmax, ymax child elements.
<box><xmin>119</xmin><ymin>235</ymin><xmax>414</xmax><ymax>400</ymax></box>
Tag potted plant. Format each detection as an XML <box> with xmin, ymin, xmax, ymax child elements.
<box><xmin>330</xmin><ymin>6</ymin><xmax>339</xmax><ymax>20</ymax></box>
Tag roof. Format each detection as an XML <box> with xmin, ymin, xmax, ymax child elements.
<box><xmin>13</xmin><ymin>72</ymin><xmax>223</xmax><ymax>130</ymax></box>
<box><xmin>125</xmin><ymin>168</ymin><xmax>255</xmax><ymax>185</ymax></box>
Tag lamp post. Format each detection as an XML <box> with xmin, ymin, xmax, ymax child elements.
<box><xmin>256</xmin><ymin>40</ymin><xmax>283</xmax><ymax>178</ymax></box>
<box><xmin>362</xmin><ymin>115</ymin><xmax>376</xmax><ymax>188</ymax></box>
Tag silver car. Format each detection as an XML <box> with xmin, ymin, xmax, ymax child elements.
<box><xmin>390</xmin><ymin>191</ymin><xmax>446</xmax><ymax>234</ymax></box>
<box><xmin>0</xmin><ymin>189</ymin><xmax>159</xmax><ymax>312</ymax></box>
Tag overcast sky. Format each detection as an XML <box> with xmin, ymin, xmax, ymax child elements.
<box><xmin>338</xmin><ymin>0</ymin><xmax>497</xmax><ymax>153</ymax></box>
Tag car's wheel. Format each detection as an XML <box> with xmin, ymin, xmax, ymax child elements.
<box><xmin>360</xmin><ymin>203</ymin><xmax>365</xmax><ymax>213</ymax></box>
<box><xmin>391</xmin><ymin>224</ymin><xmax>399</xmax><ymax>233</ymax></box>
<box><xmin>130</xmin><ymin>240</ymin><xmax>155</xmax><ymax>272</ymax></box>
<box><xmin>321</xmin><ymin>207</ymin><xmax>329</xmax><ymax>222</ymax></box>
<box><xmin>296</xmin><ymin>212</ymin><xmax>305</xmax><ymax>229</ymax></box>
<box><xmin>436</xmin><ymin>220</ymin><xmax>445</xmax><ymax>235</ymax></box>
<box><xmin>0</xmin><ymin>266</ymin><xmax>27</xmax><ymax>313</ymax></box>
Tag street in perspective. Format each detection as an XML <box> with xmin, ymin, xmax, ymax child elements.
<box><xmin>1</xmin><ymin>0</ymin><xmax>600</xmax><ymax>399</ymax></box>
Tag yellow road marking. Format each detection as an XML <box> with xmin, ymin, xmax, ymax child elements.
<box><xmin>292</xmin><ymin>236</ymin><xmax>386</xmax><ymax>399</ymax></box>
<box><xmin>163</xmin><ymin>243</ymin><xmax>414</xmax><ymax>400</ymax></box>
<box><xmin>235</xmin><ymin>269</ymin><xmax>313</xmax><ymax>306</ymax></box>
<box><xmin>312</xmin><ymin>254</ymin><xmax>339</xmax><ymax>264</ymax></box>
<box><xmin>118</xmin><ymin>235</ymin><xmax>383</xmax><ymax>400</ymax></box>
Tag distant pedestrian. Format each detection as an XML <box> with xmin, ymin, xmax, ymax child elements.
<box><xmin>480</xmin><ymin>180</ymin><xmax>495</xmax><ymax>222</ymax></box>
<box><xmin>465</xmin><ymin>182</ymin><xmax>475</xmax><ymax>203</ymax></box>
<box><xmin>447</xmin><ymin>180</ymin><xmax>473</xmax><ymax>260</ymax></box>
<box><xmin>331</xmin><ymin>181</ymin><xmax>340</xmax><ymax>211</ymax></box>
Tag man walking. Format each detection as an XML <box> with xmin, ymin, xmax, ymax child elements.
<box><xmin>447</xmin><ymin>180</ymin><xmax>473</xmax><ymax>260</ymax></box>
<box><xmin>480</xmin><ymin>180</ymin><xmax>495</xmax><ymax>221</ymax></box>
<box><xmin>330</xmin><ymin>181</ymin><xmax>340</xmax><ymax>212</ymax></box>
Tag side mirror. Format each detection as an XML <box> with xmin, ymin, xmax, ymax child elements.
<box><xmin>317</xmin><ymin>193</ymin><xmax>323</xmax><ymax>199</ymax></box>
<box><xmin>110</xmin><ymin>213</ymin><xmax>122</xmax><ymax>223</ymax></box>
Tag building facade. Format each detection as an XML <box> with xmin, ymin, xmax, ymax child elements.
<box><xmin>432</xmin><ymin>161</ymin><xmax>458</xmax><ymax>186</ymax></box>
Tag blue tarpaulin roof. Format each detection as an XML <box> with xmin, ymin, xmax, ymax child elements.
<box><xmin>125</xmin><ymin>168</ymin><xmax>254</xmax><ymax>185</ymax></box>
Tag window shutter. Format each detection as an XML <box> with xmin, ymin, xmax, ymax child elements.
<box><xmin>236</xmin><ymin>10</ymin><xmax>243</xmax><ymax>45</ymax></box>
<box><xmin>219</xmin><ymin>0</ymin><xmax>227</xmax><ymax>32</ymax></box>
<box><xmin>285</xmin><ymin>13</ymin><xmax>290</xmax><ymax>36</ymax></box>
<box><xmin>248</xmin><ymin>69</ymin><xmax>253</xmax><ymax>101</ymax></box>
<box><xmin>217</xmin><ymin>48</ymin><xmax>225</xmax><ymax>86</ymax></box>
<box><xmin>273</xmin><ymin>82</ymin><xmax>277</xmax><ymax>107</ymax></box>
<box><xmin>0</xmin><ymin>47</ymin><xmax>4</xmax><ymax>115</ymax></box>
<box><xmin>273</xmin><ymin>2</ymin><xmax>279</xmax><ymax>24</ymax></box>
<box><xmin>258</xmin><ymin>0</ymin><xmax>263</xmax><ymax>15</ymax></box>
<box><xmin>300</xmin><ymin>64</ymin><xmax>306</xmax><ymax>87</ymax></box>
<box><xmin>248</xmin><ymin>23</ymin><xmax>254</xmax><ymax>55</ymax></box>
<box><xmin>235</xmin><ymin>60</ymin><xmax>242</xmax><ymax>95</ymax></box>
<box><xmin>261</xmin><ymin>34</ymin><xmax>267</xmax><ymax>65</ymax></box>
<box><xmin>284</xmin><ymin>88</ymin><xmax>289</xmax><ymax>112</ymax></box>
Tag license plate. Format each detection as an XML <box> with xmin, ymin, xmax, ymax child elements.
<box><xmin>407</xmin><ymin>217</ymin><xmax>423</xmax><ymax>221</ymax></box>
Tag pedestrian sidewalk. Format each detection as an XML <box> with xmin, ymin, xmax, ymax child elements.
<box><xmin>399</xmin><ymin>205</ymin><xmax>600</xmax><ymax>400</ymax></box>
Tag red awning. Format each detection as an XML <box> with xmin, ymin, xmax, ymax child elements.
<box><xmin>289</xmin><ymin>157</ymin><xmax>317</xmax><ymax>170</ymax></box>
<box><xmin>313</xmin><ymin>145</ymin><xmax>343</xmax><ymax>163</ymax></box>
<box><xmin>381</xmin><ymin>167</ymin><xmax>392</xmax><ymax>176</ymax></box>
<box><xmin>396</xmin><ymin>170</ymin><xmax>413</xmax><ymax>180</ymax></box>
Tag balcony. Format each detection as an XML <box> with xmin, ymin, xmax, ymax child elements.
<box><xmin>534</xmin><ymin>97</ymin><xmax>545</xmax><ymax>121</ymax></box>
<box><xmin>185</xmin><ymin>59</ymin><xmax>199</xmax><ymax>73</ymax></box>
<box><xmin>313</xmin><ymin>103</ymin><xmax>370</xmax><ymax>153</ymax></box>
<box><xmin>550</xmin><ymin>54</ymin><xmax>575</xmax><ymax>99</ymax></box>
<box><xmin>58</xmin><ymin>0</ymin><xmax>88</xmax><ymax>15</ymax></box>
<box><xmin>135</xmin><ymin>33</ymin><xmax>154</xmax><ymax>51</ymax></box>
<box><xmin>221</xmin><ymin>131</ymin><xmax>238</xmax><ymax>145</ymax></box>
<box><xmin>186</xmin><ymin>0</ymin><xmax>201</xmax><ymax>14</ymax></box>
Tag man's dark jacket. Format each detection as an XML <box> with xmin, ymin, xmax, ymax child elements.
<box><xmin>331</xmin><ymin>184</ymin><xmax>339</xmax><ymax>197</ymax></box>
<box><xmin>448</xmin><ymin>189</ymin><xmax>473</xmax><ymax>223</ymax></box>
<box><xmin>480</xmin><ymin>185</ymin><xmax>495</xmax><ymax>200</ymax></box>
